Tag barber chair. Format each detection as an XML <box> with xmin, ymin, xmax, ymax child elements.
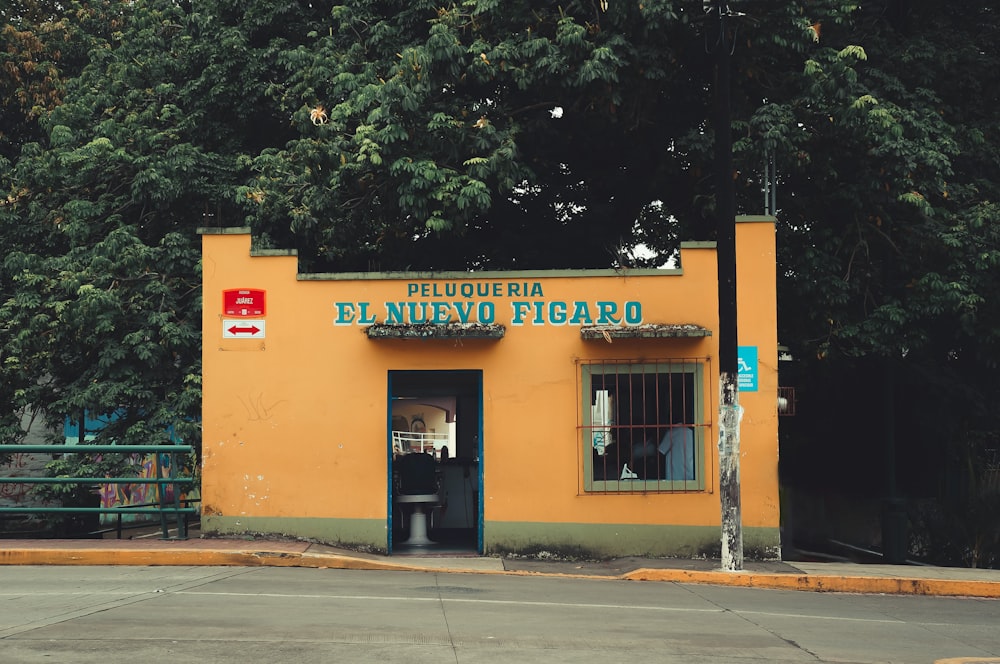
<box><xmin>394</xmin><ymin>452</ymin><xmax>440</xmax><ymax>546</ymax></box>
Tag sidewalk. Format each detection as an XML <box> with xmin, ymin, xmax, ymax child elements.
<box><xmin>2</xmin><ymin>534</ymin><xmax>999</xmax><ymax>599</ymax></box>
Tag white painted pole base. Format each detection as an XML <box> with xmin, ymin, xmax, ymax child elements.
<box><xmin>719</xmin><ymin>371</ymin><xmax>744</xmax><ymax>572</ymax></box>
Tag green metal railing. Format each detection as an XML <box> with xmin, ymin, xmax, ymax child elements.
<box><xmin>0</xmin><ymin>445</ymin><xmax>198</xmax><ymax>539</ymax></box>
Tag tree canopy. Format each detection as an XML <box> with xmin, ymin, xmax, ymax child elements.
<box><xmin>240</xmin><ymin>0</ymin><xmax>862</xmax><ymax>272</ymax></box>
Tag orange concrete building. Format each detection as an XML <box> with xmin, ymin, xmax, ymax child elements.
<box><xmin>199</xmin><ymin>216</ymin><xmax>780</xmax><ymax>558</ymax></box>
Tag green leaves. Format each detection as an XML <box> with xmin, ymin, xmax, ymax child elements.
<box><xmin>838</xmin><ymin>44</ymin><xmax>867</xmax><ymax>61</ymax></box>
<box><xmin>0</xmin><ymin>0</ymin><xmax>269</xmax><ymax>452</ymax></box>
<box><xmin>239</xmin><ymin>0</ymin><xmax>704</xmax><ymax>271</ymax></box>
<box><xmin>765</xmin><ymin>3</ymin><xmax>1000</xmax><ymax>498</ymax></box>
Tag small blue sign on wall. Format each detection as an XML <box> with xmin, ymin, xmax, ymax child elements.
<box><xmin>738</xmin><ymin>346</ymin><xmax>758</xmax><ymax>392</ymax></box>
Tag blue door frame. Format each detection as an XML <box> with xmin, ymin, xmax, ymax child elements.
<box><xmin>387</xmin><ymin>370</ymin><xmax>483</xmax><ymax>554</ymax></box>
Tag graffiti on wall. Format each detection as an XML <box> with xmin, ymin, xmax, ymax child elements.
<box><xmin>98</xmin><ymin>453</ymin><xmax>200</xmax><ymax>525</ymax></box>
<box><xmin>0</xmin><ymin>451</ymin><xmax>49</xmax><ymax>508</ymax></box>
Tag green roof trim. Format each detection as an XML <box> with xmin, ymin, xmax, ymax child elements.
<box><xmin>301</xmin><ymin>267</ymin><xmax>681</xmax><ymax>281</ymax></box>
<box><xmin>197</xmin><ymin>226</ymin><xmax>252</xmax><ymax>235</ymax></box>
<box><xmin>580</xmin><ymin>324</ymin><xmax>712</xmax><ymax>341</ymax></box>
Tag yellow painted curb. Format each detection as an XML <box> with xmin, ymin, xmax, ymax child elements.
<box><xmin>4</xmin><ymin>549</ymin><xmax>1000</xmax><ymax>599</ymax></box>
<box><xmin>623</xmin><ymin>568</ymin><xmax>1000</xmax><ymax>599</ymax></box>
<box><xmin>0</xmin><ymin>548</ymin><xmax>405</xmax><ymax>571</ymax></box>
<box><xmin>0</xmin><ymin>548</ymin><xmax>285</xmax><ymax>568</ymax></box>
<box><xmin>0</xmin><ymin>547</ymin><xmax>515</xmax><ymax>574</ymax></box>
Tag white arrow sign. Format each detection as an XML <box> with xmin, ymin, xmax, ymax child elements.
<box><xmin>223</xmin><ymin>319</ymin><xmax>266</xmax><ymax>338</ymax></box>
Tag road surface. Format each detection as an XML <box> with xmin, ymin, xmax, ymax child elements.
<box><xmin>1</xmin><ymin>565</ymin><xmax>998</xmax><ymax>663</ymax></box>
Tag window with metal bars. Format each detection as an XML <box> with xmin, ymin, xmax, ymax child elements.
<box><xmin>581</xmin><ymin>358</ymin><xmax>708</xmax><ymax>493</ymax></box>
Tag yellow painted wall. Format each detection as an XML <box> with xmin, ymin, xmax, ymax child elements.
<box><xmin>200</xmin><ymin>218</ymin><xmax>779</xmax><ymax>557</ymax></box>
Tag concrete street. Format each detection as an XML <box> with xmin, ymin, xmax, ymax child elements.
<box><xmin>1</xmin><ymin>565</ymin><xmax>998</xmax><ymax>663</ymax></box>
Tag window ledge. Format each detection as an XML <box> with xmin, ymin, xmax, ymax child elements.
<box><xmin>580</xmin><ymin>324</ymin><xmax>711</xmax><ymax>340</ymax></box>
<box><xmin>365</xmin><ymin>323</ymin><xmax>506</xmax><ymax>340</ymax></box>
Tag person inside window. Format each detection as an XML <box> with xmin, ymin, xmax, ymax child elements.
<box><xmin>658</xmin><ymin>425</ymin><xmax>696</xmax><ymax>481</ymax></box>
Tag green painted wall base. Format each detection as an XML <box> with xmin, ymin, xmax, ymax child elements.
<box><xmin>202</xmin><ymin>516</ymin><xmax>387</xmax><ymax>553</ymax></box>
<box><xmin>203</xmin><ymin>515</ymin><xmax>781</xmax><ymax>561</ymax></box>
<box><xmin>484</xmin><ymin>522</ymin><xmax>782</xmax><ymax>560</ymax></box>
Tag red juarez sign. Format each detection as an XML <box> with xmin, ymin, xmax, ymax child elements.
<box><xmin>223</xmin><ymin>289</ymin><xmax>266</xmax><ymax>317</ymax></box>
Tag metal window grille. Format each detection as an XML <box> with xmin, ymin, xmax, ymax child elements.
<box><xmin>580</xmin><ymin>358</ymin><xmax>710</xmax><ymax>493</ymax></box>
<box><xmin>778</xmin><ymin>386</ymin><xmax>796</xmax><ymax>416</ymax></box>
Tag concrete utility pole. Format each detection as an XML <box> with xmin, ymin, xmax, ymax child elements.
<box><xmin>710</xmin><ymin>0</ymin><xmax>744</xmax><ymax>572</ymax></box>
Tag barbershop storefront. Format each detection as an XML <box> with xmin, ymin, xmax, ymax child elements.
<box><xmin>199</xmin><ymin>217</ymin><xmax>780</xmax><ymax>559</ymax></box>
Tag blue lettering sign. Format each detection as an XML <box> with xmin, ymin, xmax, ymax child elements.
<box><xmin>738</xmin><ymin>346</ymin><xmax>758</xmax><ymax>392</ymax></box>
<box><xmin>549</xmin><ymin>301</ymin><xmax>567</xmax><ymax>325</ymax></box>
<box><xmin>334</xmin><ymin>302</ymin><xmax>355</xmax><ymax>325</ymax></box>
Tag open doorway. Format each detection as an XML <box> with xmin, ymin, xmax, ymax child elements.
<box><xmin>389</xmin><ymin>370</ymin><xmax>482</xmax><ymax>555</ymax></box>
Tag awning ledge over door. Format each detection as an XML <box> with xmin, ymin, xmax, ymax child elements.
<box><xmin>366</xmin><ymin>323</ymin><xmax>506</xmax><ymax>340</ymax></box>
<box><xmin>580</xmin><ymin>323</ymin><xmax>711</xmax><ymax>341</ymax></box>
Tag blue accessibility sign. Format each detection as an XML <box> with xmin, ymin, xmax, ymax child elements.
<box><xmin>738</xmin><ymin>346</ymin><xmax>758</xmax><ymax>392</ymax></box>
